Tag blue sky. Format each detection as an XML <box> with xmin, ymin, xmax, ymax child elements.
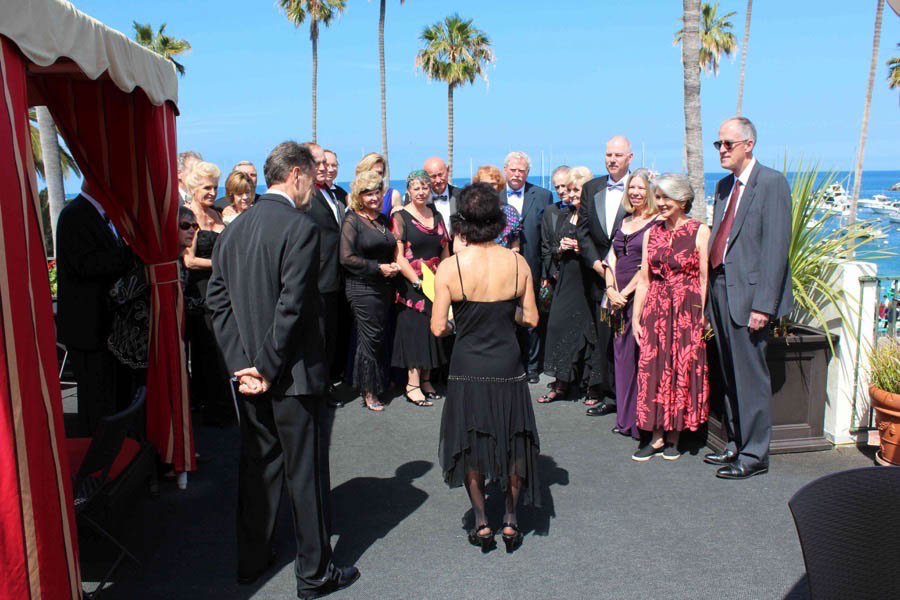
<box><xmin>69</xmin><ymin>0</ymin><xmax>900</xmax><ymax>184</ymax></box>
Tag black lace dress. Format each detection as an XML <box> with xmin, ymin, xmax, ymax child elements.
<box><xmin>542</xmin><ymin>210</ymin><xmax>597</xmax><ymax>386</ymax></box>
<box><xmin>391</xmin><ymin>210</ymin><xmax>449</xmax><ymax>370</ymax></box>
<box><xmin>185</xmin><ymin>229</ymin><xmax>233</xmax><ymax>425</ymax></box>
<box><xmin>439</xmin><ymin>256</ymin><xmax>541</xmax><ymax>506</ymax></box>
<box><xmin>340</xmin><ymin>211</ymin><xmax>398</xmax><ymax>394</ymax></box>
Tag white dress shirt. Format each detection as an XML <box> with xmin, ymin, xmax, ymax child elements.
<box><xmin>265</xmin><ymin>188</ymin><xmax>296</xmax><ymax>209</ymax></box>
<box><xmin>604</xmin><ymin>176</ymin><xmax>626</xmax><ymax>235</ymax></box>
<box><xmin>431</xmin><ymin>195</ymin><xmax>452</xmax><ymax>232</ymax></box>
<box><xmin>506</xmin><ymin>186</ymin><xmax>524</xmax><ymax>214</ymax></box>
<box><xmin>319</xmin><ymin>186</ymin><xmax>342</xmax><ymax>224</ymax></box>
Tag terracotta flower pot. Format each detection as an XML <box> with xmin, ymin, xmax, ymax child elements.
<box><xmin>869</xmin><ymin>385</ymin><xmax>900</xmax><ymax>466</ymax></box>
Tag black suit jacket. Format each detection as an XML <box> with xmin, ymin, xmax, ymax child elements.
<box><xmin>307</xmin><ymin>188</ymin><xmax>347</xmax><ymax>294</ymax></box>
<box><xmin>576</xmin><ymin>175</ymin><xmax>627</xmax><ymax>301</ymax></box>
<box><xmin>207</xmin><ymin>193</ymin><xmax>326</xmax><ymax>396</ymax></box>
<box><xmin>55</xmin><ymin>195</ymin><xmax>133</xmax><ymax>351</ymax></box>
<box><xmin>330</xmin><ymin>185</ymin><xmax>348</xmax><ymax>207</ymax></box>
<box><xmin>500</xmin><ymin>182</ymin><xmax>552</xmax><ymax>287</ymax></box>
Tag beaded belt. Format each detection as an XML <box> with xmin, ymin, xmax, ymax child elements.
<box><xmin>447</xmin><ymin>373</ymin><xmax>528</xmax><ymax>383</ymax></box>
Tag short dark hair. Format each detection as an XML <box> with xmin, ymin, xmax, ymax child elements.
<box><xmin>178</xmin><ymin>206</ymin><xmax>195</xmax><ymax>221</ymax></box>
<box><xmin>451</xmin><ymin>183</ymin><xmax>506</xmax><ymax>244</ymax></box>
<box><xmin>263</xmin><ymin>141</ymin><xmax>314</xmax><ymax>186</ymax></box>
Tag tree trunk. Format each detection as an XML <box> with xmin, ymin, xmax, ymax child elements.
<box><xmin>379</xmin><ymin>0</ymin><xmax>390</xmax><ymax>182</ymax></box>
<box><xmin>682</xmin><ymin>0</ymin><xmax>706</xmax><ymax>222</ymax></box>
<box><xmin>447</xmin><ymin>85</ymin><xmax>454</xmax><ymax>180</ymax></box>
<box><xmin>849</xmin><ymin>0</ymin><xmax>884</xmax><ymax>226</ymax></box>
<box><xmin>35</xmin><ymin>106</ymin><xmax>66</xmax><ymax>255</ymax></box>
<box><xmin>736</xmin><ymin>0</ymin><xmax>752</xmax><ymax>116</ymax></box>
<box><xmin>311</xmin><ymin>21</ymin><xmax>319</xmax><ymax>143</ymax></box>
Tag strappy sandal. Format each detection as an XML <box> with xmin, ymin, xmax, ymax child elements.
<box><xmin>404</xmin><ymin>385</ymin><xmax>433</xmax><ymax>407</ymax></box>
<box><xmin>467</xmin><ymin>524</ymin><xmax>495</xmax><ymax>553</ymax></box>
<box><xmin>362</xmin><ymin>394</ymin><xmax>384</xmax><ymax>412</ymax></box>
<box><xmin>537</xmin><ymin>382</ymin><xmax>566</xmax><ymax>404</ymax></box>
<box><xmin>501</xmin><ymin>522</ymin><xmax>523</xmax><ymax>553</ymax></box>
<box><xmin>583</xmin><ymin>395</ymin><xmax>602</xmax><ymax>406</ymax></box>
<box><xmin>420</xmin><ymin>377</ymin><xmax>443</xmax><ymax>400</ymax></box>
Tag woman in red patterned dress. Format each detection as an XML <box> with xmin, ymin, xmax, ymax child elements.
<box><xmin>631</xmin><ymin>174</ymin><xmax>711</xmax><ymax>461</ymax></box>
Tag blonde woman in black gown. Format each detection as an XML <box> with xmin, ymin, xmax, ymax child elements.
<box><xmin>431</xmin><ymin>183</ymin><xmax>541</xmax><ymax>553</ymax></box>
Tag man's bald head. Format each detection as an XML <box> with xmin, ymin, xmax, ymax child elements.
<box><xmin>605</xmin><ymin>136</ymin><xmax>633</xmax><ymax>182</ymax></box>
<box><xmin>424</xmin><ymin>156</ymin><xmax>449</xmax><ymax>195</ymax></box>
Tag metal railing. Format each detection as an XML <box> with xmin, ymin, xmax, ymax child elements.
<box><xmin>850</xmin><ymin>275</ymin><xmax>900</xmax><ymax>433</ymax></box>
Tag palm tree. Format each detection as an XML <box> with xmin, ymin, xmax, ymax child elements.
<box><xmin>415</xmin><ymin>14</ymin><xmax>494</xmax><ymax>178</ymax></box>
<box><xmin>29</xmin><ymin>110</ymin><xmax>80</xmax><ymax>181</ymax></box>
<box><xmin>680</xmin><ymin>0</ymin><xmax>706</xmax><ymax>222</ymax></box>
<box><xmin>888</xmin><ymin>43</ymin><xmax>900</xmax><ymax>90</ymax></box>
<box><xmin>30</xmin><ymin>109</ymin><xmax>81</xmax><ymax>254</ymax></box>
<box><xmin>849</xmin><ymin>0</ymin><xmax>885</xmax><ymax>226</ymax></box>
<box><xmin>378</xmin><ymin>0</ymin><xmax>405</xmax><ymax>182</ymax></box>
<box><xmin>736</xmin><ymin>0</ymin><xmax>752</xmax><ymax>115</ymax></box>
<box><xmin>279</xmin><ymin>0</ymin><xmax>347</xmax><ymax>143</ymax></box>
<box><xmin>132</xmin><ymin>22</ymin><xmax>192</xmax><ymax>76</ymax></box>
<box><xmin>674</xmin><ymin>1</ymin><xmax>737</xmax><ymax>76</ymax></box>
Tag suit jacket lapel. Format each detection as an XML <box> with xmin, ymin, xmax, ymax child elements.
<box><xmin>709</xmin><ymin>175</ymin><xmax>733</xmax><ymax>250</ymax></box>
<box><xmin>611</xmin><ymin>204</ymin><xmax>627</xmax><ymax>237</ymax></box>
<box><xmin>315</xmin><ymin>189</ymin><xmax>340</xmax><ymax>229</ymax></box>
<box><xmin>522</xmin><ymin>184</ymin><xmax>536</xmax><ymax>223</ymax></box>
<box><xmin>594</xmin><ymin>188</ymin><xmax>608</xmax><ymax>236</ymax></box>
<box><xmin>728</xmin><ymin>163</ymin><xmax>761</xmax><ymax>243</ymax></box>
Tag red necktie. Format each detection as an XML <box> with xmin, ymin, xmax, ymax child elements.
<box><xmin>709</xmin><ymin>179</ymin><xmax>741</xmax><ymax>269</ymax></box>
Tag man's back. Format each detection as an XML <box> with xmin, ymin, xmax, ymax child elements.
<box><xmin>208</xmin><ymin>194</ymin><xmax>326</xmax><ymax>397</ymax></box>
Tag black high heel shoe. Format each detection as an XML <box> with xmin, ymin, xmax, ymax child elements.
<box><xmin>404</xmin><ymin>385</ymin><xmax>433</xmax><ymax>407</ymax></box>
<box><xmin>501</xmin><ymin>523</ymin><xmax>523</xmax><ymax>553</ymax></box>
<box><xmin>421</xmin><ymin>377</ymin><xmax>442</xmax><ymax>400</ymax></box>
<box><xmin>468</xmin><ymin>524</ymin><xmax>495</xmax><ymax>553</ymax></box>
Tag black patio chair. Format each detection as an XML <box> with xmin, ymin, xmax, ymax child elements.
<box><xmin>788</xmin><ymin>465</ymin><xmax>900</xmax><ymax>599</ymax></box>
<box><xmin>69</xmin><ymin>387</ymin><xmax>147</xmax><ymax>599</ymax></box>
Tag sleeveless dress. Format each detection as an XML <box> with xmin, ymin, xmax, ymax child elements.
<box><xmin>543</xmin><ymin>211</ymin><xmax>597</xmax><ymax>385</ymax></box>
<box><xmin>635</xmin><ymin>219</ymin><xmax>709</xmax><ymax>432</ymax></box>
<box><xmin>391</xmin><ymin>210</ymin><xmax>449</xmax><ymax>370</ymax></box>
<box><xmin>611</xmin><ymin>218</ymin><xmax>656</xmax><ymax>439</ymax></box>
<box><xmin>439</xmin><ymin>255</ymin><xmax>541</xmax><ymax>506</ymax></box>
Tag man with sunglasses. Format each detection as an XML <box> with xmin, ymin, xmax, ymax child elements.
<box><xmin>704</xmin><ymin>117</ymin><xmax>793</xmax><ymax>480</ymax></box>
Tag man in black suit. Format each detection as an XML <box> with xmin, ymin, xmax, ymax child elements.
<box><xmin>502</xmin><ymin>151</ymin><xmax>553</xmax><ymax>383</ymax></box>
<box><xmin>705</xmin><ymin>117</ymin><xmax>793</xmax><ymax>480</ymax></box>
<box><xmin>56</xmin><ymin>181</ymin><xmax>133</xmax><ymax>435</ymax></box>
<box><xmin>214</xmin><ymin>160</ymin><xmax>261</xmax><ymax>211</ymax></box>
<box><xmin>324</xmin><ymin>149</ymin><xmax>348</xmax><ymax>206</ymax></box>
<box><xmin>424</xmin><ymin>156</ymin><xmax>460</xmax><ymax>230</ymax></box>
<box><xmin>576</xmin><ymin>136</ymin><xmax>631</xmax><ymax>416</ymax></box>
<box><xmin>207</xmin><ymin>142</ymin><xmax>359</xmax><ymax>598</ymax></box>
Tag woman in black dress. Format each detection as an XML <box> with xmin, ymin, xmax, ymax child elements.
<box><xmin>539</xmin><ymin>166</ymin><xmax>597</xmax><ymax>403</ymax></box>
<box><xmin>183</xmin><ymin>161</ymin><xmax>233</xmax><ymax>427</ymax></box>
<box><xmin>391</xmin><ymin>170</ymin><xmax>450</xmax><ymax>406</ymax></box>
<box><xmin>340</xmin><ymin>170</ymin><xmax>401</xmax><ymax>411</ymax></box>
<box><xmin>432</xmin><ymin>183</ymin><xmax>541</xmax><ymax>553</ymax></box>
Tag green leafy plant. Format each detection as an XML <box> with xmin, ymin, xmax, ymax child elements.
<box><xmin>47</xmin><ymin>259</ymin><xmax>57</xmax><ymax>297</ymax></box>
<box><xmin>783</xmin><ymin>161</ymin><xmax>891</xmax><ymax>349</ymax></box>
<box><xmin>869</xmin><ymin>339</ymin><xmax>900</xmax><ymax>394</ymax></box>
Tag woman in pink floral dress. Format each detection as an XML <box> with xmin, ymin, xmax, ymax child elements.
<box><xmin>391</xmin><ymin>170</ymin><xmax>451</xmax><ymax>406</ymax></box>
<box><xmin>631</xmin><ymin>174</ymin><xmax>711</xmax><ymax>461</ymax></box>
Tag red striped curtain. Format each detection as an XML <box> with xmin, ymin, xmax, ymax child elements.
<box><xmin>33</xmin><ymin>72</ymin><xmax>196</xmax><ymax>475</ymax></box>
<box><xmin>0</xmin><ymin>37</ymin><xmax>81</xmax><ymax>600</ymax></box>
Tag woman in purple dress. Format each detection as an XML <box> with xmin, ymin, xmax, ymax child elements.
<box><xmin>604</xmin><ymin>168</ymin><xmax>658</xmax><ymax>438</ymax></box>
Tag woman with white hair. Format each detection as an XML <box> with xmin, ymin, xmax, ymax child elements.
<box><xmin>538</xmin><ymin>166</ymin><xmax>597</xmax><ymax>403</ymax></box>
<box><xmin>630</xmin><ymin>173</ymin><xmax>711</xmax><ymax>461</ymax></box>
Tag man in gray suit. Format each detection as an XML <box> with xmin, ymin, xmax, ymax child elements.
<box><xmin>704</xmin><ymin>116</ymin><xmax>793</xmax><ymax>480</ymax></box>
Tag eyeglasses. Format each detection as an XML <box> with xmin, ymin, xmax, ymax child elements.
<box><xmin>179</xmin><ymin>221</ymin><xmax>199</xmax><ymax>231</ymax></box>
<box><xmin>713</xmin><ymin>139</ymin><xmax>749</xmax><ymax>151</ymax></box>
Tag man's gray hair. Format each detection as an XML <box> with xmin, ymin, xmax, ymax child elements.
<box><xmin>504</xmin><ymin>151</ymin><xmax>531</xmax><ymax>170</ymax></box>
<box><xmin>263</xmin><ymin>141</ymin><xmax>315</xmax><ymax>186</ymax></box>
<box><xmin>723</xmin><ymin>116</ymin><xmax>757</xmax><ymax>144</ymax></box>
<box><xmin>232</xmin><ymin>160</ymin><xmax>255</xmax><ymax>170</ymax></box>
<box><xmin>177</xmin><ymin>150</ymin><xmax>203</xmax><ymax>173</ymax></box>
<box><xmin>551</xmin><ymin>165</ymin><xmax>570</xmax><ymax>180</ymax></box>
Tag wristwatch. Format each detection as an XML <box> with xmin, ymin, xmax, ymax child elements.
<box><xmin>411</xmin><ymin>279</ymin><xmax>422</xmax><ymax>290</ymax></box>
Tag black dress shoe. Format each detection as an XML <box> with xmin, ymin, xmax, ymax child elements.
<box><xmin>586</xmin><ymin>401</ymin><xmax>616</xmax><ymax>416</ymax></box>
<box><xmin>716</xmin><ymin>461</ymin><xmax>769</xmax><ymax>480</ymax></box>
<box><xmin>527</xmin><ymin>373</ymin><xmax>540</xmax><ymax>384</ymax></box>
<box><xmin>298</xmin><ymin>566</ymin><xmax>361</xmax><ymax>599</ymax></box>
<box><xmin>703</xmin><ymin>449</ymin><xmax>738</xmax><ymax>465</ymax></box>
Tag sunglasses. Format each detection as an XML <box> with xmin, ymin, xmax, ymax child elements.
<box><xmin>179</xmin><ymin>221</ymin><xmax>199</xmax><ymax>231</ymax></box>
<box><xmin>713</xmin><ymin>139</ymin><xmax>749</xmax><ymax>151</ymax></box>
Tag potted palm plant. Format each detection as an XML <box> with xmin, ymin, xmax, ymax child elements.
<box><xmin>706</xmin><ymin>163</ymin><xmax>887</xmax><ymax>454</ymax></box>
<box><xmin>868</xmin><ymin>340</ymin><xmax>900</xmax><ymax>465</ymax></box>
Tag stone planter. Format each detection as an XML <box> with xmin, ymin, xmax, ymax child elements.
<box><xmin>706</xmin><ymin>323</ymin><xmax>834</xmax><ymax>454</ymax></box>
<box><xmin>869</xmin><ymin>385</ymin><xmax>900</xmax><ymax>466</ymax></box>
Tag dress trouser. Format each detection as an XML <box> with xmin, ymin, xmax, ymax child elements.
<box><xmin>319</xmin><ymin>291</ymin><xmax>342</xmax><ymax>380</ymax></box>
<box><xmin>236</xmin><ymin>392</ymin><xmax>338</xmax><ymax>592</ymax></box>
<box><xmin>589</xmin><ymin>300</ymin><xmax>614</xmax><ymax>397</ymax></box>
<box><xmin>708</xmin><ymin>270</ymin><xmax>772</xmax><ymax>466</ymax></box>
<box><xmin>70</xmin><ymin>347</ymin><xmax>128</xmax><ymax>436</ymax></box>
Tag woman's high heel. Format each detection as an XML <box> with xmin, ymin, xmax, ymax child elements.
<box><xmin>467</xmin><ymin>524</ymin><xmax>496</xmax><ymax>553</ymax></box>
<box><xmin>421</xmin><ymin>377</ymin><xmax>442</xmax><ymax>400</ymax></box>
<box><xmin>501</xmin><ymin>522</ymin><xmax>523</xmax><ymax>553</ymax></box>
